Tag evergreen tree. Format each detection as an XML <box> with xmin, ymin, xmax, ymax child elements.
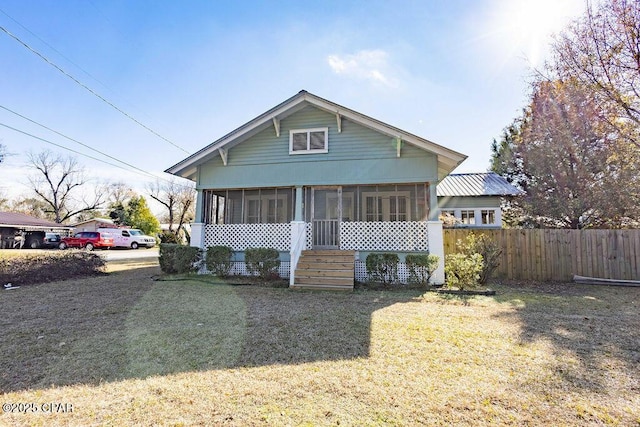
<box><xmin>125</xmin><ymin>196</ymin><xmax>160</xmax><ymax>236</ymax></box>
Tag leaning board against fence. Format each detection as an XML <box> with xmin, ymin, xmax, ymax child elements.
<box><xmin>443</xmin><ymin>229</ymin><xmax>640</xmax><ymax>281</ymax></box>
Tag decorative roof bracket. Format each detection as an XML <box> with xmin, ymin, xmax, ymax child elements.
<box><xmin>272</xmin><ymin>117</ymin><xmax>280</xmax><ymax>137</ymax></box>
<box><xmin>219</xmin><ymin>147</ymin><xmax>228</xmax><ymax>166</ymax></box>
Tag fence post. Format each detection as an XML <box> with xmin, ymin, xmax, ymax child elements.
<box><xmin>427</xmin><ymin>221</ymin><xmax>445</xmax><ymax>285</ymax></box>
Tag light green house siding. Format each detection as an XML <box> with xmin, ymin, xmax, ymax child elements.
<box><xmin>438</xmin><ymin>196</ymin><xmax>502</xmax><ymax>210</ymax></box>
<box><xmin>197</xmin><ymin>106</ymin><xmax>438</xmax><ymax>189</ymax></box>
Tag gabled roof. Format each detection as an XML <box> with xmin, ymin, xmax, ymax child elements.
<box><xmin>437</xmin><ymin>172</ymin><xmax>523</xmax><ymax>197</ymax></box>
<box><xmin>166</xmin><ymin>90</ymin><xmax>467</xmax><ymax>181</ymax></box>
<box><xmin>0</xmin><ymin>212</ymin><xmax>72</xmax><ymax>229</ymax></box>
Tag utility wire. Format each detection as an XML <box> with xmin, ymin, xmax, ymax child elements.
<box><xmin>0</xmin><ymin>122</ymin><xmax>143</xmax><ymax>174</ymax></box>
<box><xmin>0</xmin><ymin>118</ymin><xmax>195</xmax><ymax>189</ymax></box>
<box><xmin>0</xmin><ymin>104</ymin><xmax>156</xmax><ymax>180</ymax></box>
<box><xmin>0</xmin><ymin>25</ymin><xmax>191</xmax><ymax>155</ymax></box>
<box><xmin>0</xmin><ymin>7</ymin><xmax>111</xmax><ymax>93</ymax></box>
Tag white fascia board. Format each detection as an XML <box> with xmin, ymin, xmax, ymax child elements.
<box><xmin>301</xmin><ymin>93</ymin><xmax>467</xmax><ymax>167</ymax></box>
<box><xmin>165</xmin><ymin>90</ymin><xmax>468</xmax><ymax>178</ymax></box>
<box><xmin>165</xmin><ymin>96</ymin><xmax>309</xmax><ymax>177</ymax></box>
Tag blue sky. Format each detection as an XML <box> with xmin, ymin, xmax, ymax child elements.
<box><xmin>0</xmin><ymin>0</ymin><xmax>585</xmax><ymax>202</ymax></box>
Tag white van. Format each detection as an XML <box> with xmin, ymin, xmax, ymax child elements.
<box><xmin>97</xmin><ymin>228</ymin><xmax>156</xmax><ymax>249</ymax></box>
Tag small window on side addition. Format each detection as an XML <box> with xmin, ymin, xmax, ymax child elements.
<box><xmin>461</xmin><ymin>210</ymin><xmax>475</xmax><ymax>225</ymax></box>
<box><xmin>481</xmin><ymin>209</ymin><xmax>496</xmax><ymax>225</ymax></box>
<box><xmin>289</xmin><ymin>128</ymin><xmax>328</xmax><ymax>154</ymax></box>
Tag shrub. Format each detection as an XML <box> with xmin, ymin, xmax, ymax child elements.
<box><xmin>159</xmin><ymin>231</ymin><xmax>181</xmax><ymax>244</ymax></box>
<box><xmin>0</xmin><ymin>251</ymin><xmax>105</xmax><ymax>286</ymax></box>
<box><xmin>205</xmin><ymin>245</ymin><xmax>233</xmax><ymax>277</ymax></box>
<box><xmin>444</xmin><ymin>253</ymin><xmax>484</xmax><ymax>290</ymax></box>
<box><xmin>456</xmin><ymin>233</ymin><xmax>502</xmax><ymax>284</ymax></box>
<box><xmin>159</xmin><ymin>244</ymin><xmax>202</xmax><ymax>274</ymax></box>
<box><xmin>405</xmin><ymin>253</ymin><xmax>439</xmax><ymax>285</ymax></box>
<box><xmin>245</xmin><ymin>247</ymin><xmax>280</xmax><ymax>279</ymax></box>
<box><xmin>366</xmin><ymin>253</ymin><xmax>399</xmax><ymax>284</ymax></box>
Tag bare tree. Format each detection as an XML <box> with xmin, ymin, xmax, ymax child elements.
<box><xmin>148</xmin><ymin>179</ymin><xmax>195</xmax><ymax>237</ymax></box>
<box><xmin>107</xmin><ymin>182</ymin><xmax>136</xmax><ymax>206</ymax></box>
<box><xmin>550</xmin><ymin>0</ymin><xmax>640</xmax><ymax>147</ymax></box>
<box><xmin>27</xmin><ymin>151</ymin><xmax>107</xmax><ymax>223</ymax></box>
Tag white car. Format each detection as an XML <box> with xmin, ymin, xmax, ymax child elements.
<box><xmin>97</xmin><ymin>228</ymin><xmax>156</xmax><ymax>249</ymax></box>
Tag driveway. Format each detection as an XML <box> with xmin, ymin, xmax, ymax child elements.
<box><xmin>99</xmin><ymin>247</ymin><xmax>159</xmax><ymax>262</ymax></box>
<box><xmin>0</xmin><ymin>247</ymin><xmax>159</xmax><ymax>262</ymax></box>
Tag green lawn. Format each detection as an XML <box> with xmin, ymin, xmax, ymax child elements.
<box><xmin>1</xmin><ymin>262</ymin><xmax>638</xmax><ymax>426</ymax></box>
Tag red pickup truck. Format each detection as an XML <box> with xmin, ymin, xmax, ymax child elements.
<box><xmin>59</xmin><ymin>231</ymin><xmax>114</xmax><ymax>251</ymax></box>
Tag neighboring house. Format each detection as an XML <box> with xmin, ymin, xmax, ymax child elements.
<box><xmin>0</xmin><ymin>212</ymin><xmax>72</xmax><ymax>249</ymax></box>
<box><xmin>166</xmin><ymin>90</ymin><xmax>467</xmax><ymax>288</ymax></box>
<box><xmin>437</xmin><ymin>172</ymin><xmax>523</xmax><ymax>228</ymax></box>
<box><xmin>71</xmin><ymin>217</ymin><xmax>117</xmax><ymax>233</ymax></box>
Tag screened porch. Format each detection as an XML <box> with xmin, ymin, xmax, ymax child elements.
<box><xmin>200</xmin><ymin>184</ymin><xmax>432</xmax><ymax>253</ymax></box>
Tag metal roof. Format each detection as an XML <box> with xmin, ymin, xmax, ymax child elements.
<box><xmin>437</xmin><ymin>172</ymin><xmax>523</xmax><ymax>197</ymax></box>
<box><xmin>0</xmin><ymin>212</ymin><xmax>72</xmax><ymax>230</ymax></box>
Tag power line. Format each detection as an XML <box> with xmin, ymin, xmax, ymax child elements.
<box><xmin>0</xmin><ymin>119</ymin><xmax>195</xmax><ymax>189</ymax></box>
<box><xmin>0</xmin><ymin>7</ymin><xmax>112</xmax><ymax>93</ymax></box>
<box><xmin>0</xmin><ymin>104</ymin><xmax>157</xmax><ymax>180</ymax></box>
<box><xmin>0</xmin><ymin>121</ymin><xmax>142</xmax><ymax>175</ymax></box>
<box><xmin>0</xmin><ymin>25</ymin><xmax>191</xmax><ymax>155</ymax></box>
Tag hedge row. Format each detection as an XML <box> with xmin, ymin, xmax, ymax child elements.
<box><xmin>160</xmin><ymin>244</ymin><xmax>281</xmax><ymax>279</ymax></box>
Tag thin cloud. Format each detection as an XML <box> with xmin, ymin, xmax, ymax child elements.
<box><xmin>327</xmin><ymin>50</ymin><xmax>399</xmax><ymax>88</ymax></box>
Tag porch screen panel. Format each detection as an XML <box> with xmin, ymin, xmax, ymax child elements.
<box><xmin>341</xmin><ymin>186</ymin><xmax>357</xmax><ymax>221</ymax></box>
<box><xmin>202</xmin><ymin>190</ymin><xmax>215</xmax><ymax>224</ymax></box>
<box><xmin>225</xmin><ymin>190</ymin><xmax>243</xmax><ymax>224</ymax></box>
<box><xmin>202</xmin><ymin>190</ymin><xmax>228</xmax><ymax>224</ymax></box>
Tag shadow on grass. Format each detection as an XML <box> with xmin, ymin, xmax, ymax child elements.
<box><xmin>490</xmin><ymin>282</ymin><xmax>640</xmax><ymax>393</ymax></box>
<box><xmin>0</xmin><ymin>268</ymin><xmax>418</xmax><ymax>392</ymax></box>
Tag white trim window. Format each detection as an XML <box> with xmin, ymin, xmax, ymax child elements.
<box><xmin>460</xmin><ymin>210</ymin><xmax>476</xmax><ymax>225</ymax></box>
<box><xmin>481</xmin><ymin>209</ymin><xmax>496</xmax><ymax>225</ymax></box>
<box><xmin>289</xmin><ymin>128</ymin><xmax>328</xmax><ymax>154</ymax></box>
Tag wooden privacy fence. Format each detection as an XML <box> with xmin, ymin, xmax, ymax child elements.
<box><xmin>443</xmin><ymin>229</ymin><xmax>640</xmax><ymax>282</ymax></box>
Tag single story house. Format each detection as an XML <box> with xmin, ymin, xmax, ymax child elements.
<box><xmin>166</xmin><ymin>90</ymin><xmax>467</xmax><ymax>289</ymax></box>
<box><xmin>0</xmin><ymin>212</ymin><xmax>72</xmax><ymax>249</ymax></box>
<box><xmin>71</xmin><ymin>217</ymin><xmax>117</xmax><ymax>233</ymax></box>
<box><xmin>437</xmin><ymin>172</ymin><xmax>523</xmax><ymax>228</ymax></box>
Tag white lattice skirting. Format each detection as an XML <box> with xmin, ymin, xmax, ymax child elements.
<box><xmin>340</xmin><ymin>221</ymin><xmax>429</xmax><ymax>252</ymax></box>
<box><xmin>355</xmin><ymin>260</ymin><xmax>429</xmax><ymax>284</ymax></box>
<box><xmin>201</xmin><ymin>261</ymin><xmax>291</xmax><ymax>278</ymax></box>
<box><xmin>204</xmin><ymin>223</ymin><xmax>291</xmax><ymax>251</ymax></box>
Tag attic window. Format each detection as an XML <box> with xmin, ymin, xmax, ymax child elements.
<box><xmin>289</xmin><ymin>128</ymin><xmax>328</xmax><ymax>154</ymax></box>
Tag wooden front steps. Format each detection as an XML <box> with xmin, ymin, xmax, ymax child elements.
<box><xmin>291</xmin><ymin>250</ymin><xmax>356</xmax><ymax>291</ymax></box>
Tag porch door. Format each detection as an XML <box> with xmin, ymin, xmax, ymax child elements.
<box><xmin>311</xmin><ymin>187</ymin><xmax>341</xmax><ymax>249</ymax></box>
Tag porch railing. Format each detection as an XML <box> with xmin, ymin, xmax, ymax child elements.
<box><xmin>203</xmin><ymin>223</ymin><xmax>291</xmax><ymax>251</ymax></box>
<box><xmin>312</xmin><ymin>219</ymin><xmax>339</xmax><ymax>248</ymax></box>
<box><xmin>340</xmin><ymin>221</ymin><xmax>429</xmax><ymax>252</ymax></box>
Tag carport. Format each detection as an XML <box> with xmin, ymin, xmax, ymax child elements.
<box><xmin>0</xmin><ymin>212</ymin><xmax>72</xmax><ymax>249</ymax></box>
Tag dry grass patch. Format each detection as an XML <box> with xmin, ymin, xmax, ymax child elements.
<box><xmin>0</xmin><ymin>266</ymin><xmax>638</xmax><ymax>426</ymax></box>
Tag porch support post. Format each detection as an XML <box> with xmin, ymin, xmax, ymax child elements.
<box><xmin>428</xmin><ymin>181</ymin><xmax>439</xmax><ymax>221</ymax></box>
<box><xmin>290</xmin><ymin>186</ymin><xmax>306</xmax><ymax>287</ymax></box>
<box><xmin>190</xmin><ymin>223</ymin><xmax>205</xmax><ymax>249</ymax></box>
<box><xmin>195</xmin><ymin>189</ymin><xmax>204</xmax><ymax>222</ymax></box>
<box><xmin>294</xmin><ymin>186</ymin><xmax>303</xmax><ymax>221</ymax></box>
<box><xmin>427</xmin><ymin>221</ymin><xmax>445</xmax><ymax>285</ymax></box>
